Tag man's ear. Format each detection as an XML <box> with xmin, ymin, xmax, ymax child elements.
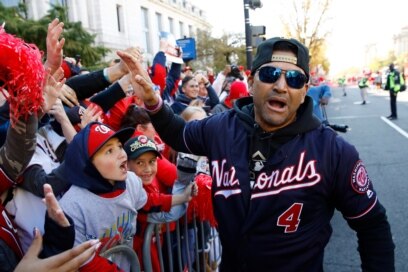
<box><xmin>300</xmin><ymin>83</ymin><xmax>309</xmax><ymax>103</ymax></box>
<box><xmin>247</xmin><ymin>75</ymin><xmax>254</xmax><ymax>95</ymax></box>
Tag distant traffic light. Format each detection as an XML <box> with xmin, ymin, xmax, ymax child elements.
<box><xmin>251</xmin><ymin>25</ymin><xmax>266</xmax><ymax>47</ymax></box>
<box><xmin>249</xmin><ymin>0</ymin><xmax>262</xmax><ymax>9</ymax></box>
<box><xmin>251</xmin><ymin>25</ymin><xmax>265</xmax><ymax>36</ymax></box>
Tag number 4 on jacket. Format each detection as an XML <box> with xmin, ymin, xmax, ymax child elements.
<box><xmin>277</xmin><ymin>203</ymin><xmax>303</xmax><ymax>233</ymax></box>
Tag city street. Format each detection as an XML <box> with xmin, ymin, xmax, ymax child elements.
<box><xmin>322</xmin><ymin>85</ymin><xmax>408</xmax><ymax>271</ymax></box>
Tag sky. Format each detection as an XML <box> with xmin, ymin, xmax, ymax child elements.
<box><xmin>193</xmin><ymin>0</ymin><xmax>408</xmax><ymax>76</ymax></box>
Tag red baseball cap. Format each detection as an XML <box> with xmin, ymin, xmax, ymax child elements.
<box><xmin>224</xmin><ymin>81</ymin><xmax>249</xmax><ymax>108</ymax></box>
<box><xmin>87</xmin><ymin>122</ymin><xmax>134</xmax><ymax>157</ymax></box>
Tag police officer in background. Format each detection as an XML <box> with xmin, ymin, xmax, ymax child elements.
<box><xmin>385</xmin><ymin>63</ymin><xmax>405</xmax><ymax>120</ymax></box>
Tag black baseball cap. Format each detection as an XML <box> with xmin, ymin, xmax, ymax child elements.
<box><xmin>251</xmin><ymin>37</ymin><xmax>310</xmax><ymax>81</ymax></box>
<box><xmin>124</xmin><ymin>135</ymin><xmax>162</xmax><ymax>160</ymax></box>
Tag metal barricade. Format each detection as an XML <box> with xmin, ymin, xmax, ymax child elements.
<box><xmin>142</xmin><ymin>213</ymin><xmax>222</xmax><ymax>272</ymax></box>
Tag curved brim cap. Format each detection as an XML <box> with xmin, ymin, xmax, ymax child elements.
<box><xmin>251</xmin><ymin>37</ymin><xmax>310</xmax><ymax>81</ymax></box>
<box><xmin>87</xmin><ymin>122</ymin><xmax>135</xmax><ymax>157</ymax></box>
<box><xmin>124</xmin><ymin>135</ymin><xmax>162</xmax><ymax>160</ymax></box>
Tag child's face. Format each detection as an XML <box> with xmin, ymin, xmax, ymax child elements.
<box><xmin>127</xmin><ymin>151</ymin><xmax>158</xmax><ymax>185</ymax></box>
<box><xmin>92</xmin><ymin>138</ymin><xmax>128</xmax><ymax>185</ymax></box>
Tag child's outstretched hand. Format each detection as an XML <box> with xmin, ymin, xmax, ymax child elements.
<box><xmin>184</xmin><ymin>182</ymin><xmax>198</xmax><ymax>201</ymax></box>
<box><xmin>42</xmin><ymin>68</ymin><xmax>66</xmax><ymax>114</ymax></box>
<box><xmin>43</xmin><ymin>184</ymin><xmax>70</xmax><ymax>227</ymax></box>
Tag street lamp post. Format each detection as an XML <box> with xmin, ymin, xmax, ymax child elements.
<box><xmin>243</xmin><ymin>0</ymin><xmax>252</xmax><ymax>70</ymax></box>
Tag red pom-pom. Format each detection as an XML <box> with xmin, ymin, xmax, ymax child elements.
<box><xmin>0</xmin><ymin>26</ymin><xmax>45</xmax><ymax>123</ymax></box>
<box><xmin>190</xmin><ymin>173</ymin><xmax>217</xmax><ymax>227</ymax></box>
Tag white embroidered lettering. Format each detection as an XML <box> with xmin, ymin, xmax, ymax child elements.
<box><xmin>252</xmin><ymin>151</ymin><xmax>321</xmax><ymax>198</ymax></box>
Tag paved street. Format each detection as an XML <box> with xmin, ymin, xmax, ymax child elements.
<box><xmin>323</xmin><ymin>86</ymin><xmax>408</xmax><ymax>271</ymax></box>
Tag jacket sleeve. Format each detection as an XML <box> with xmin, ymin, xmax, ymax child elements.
<box><xmin>65</xmin><ymin>70</ymin><xmax>111</xmax><ymax>101</ymax></box>
<box><xmin>147</xmin><ymin>179</ymin><xmax>188</xmax><ymax>223</ymax></box>
<box><xmin>89</xmin><ymin>82</ymin><xmax>126</xmax><ymax>113</ymax></box>
<box><xmin>156</xmin><ymin>157</ymin><xmax>177</xmax><ymax>188</ymax></box>
<box><xmin>205</xmin><ymin>84</ymin><xmax>220</xmax><ymax>108</ymax></box>
<box><xmin>150</xmin><ymin>51</ymin><xmax>167</xmax><ymax>92</ymax></box>
<box><xmin>384</xmin><ymin>75</ymin><xmax>390</xmax><ymax>91</ymax></box>
<box><xmin>149</xmin><ymin>103</ymin><xmax>190</xmax><ymax>153</ymax></box>
<box><xmin>321</xmin><ymin>85</ymin><xmax>332</xmax><ymax>99</ymax></box>
<box><xmin>80</xmin><ymin>254</ymin><xmax>125</xmax><ymax>272</ymax></box>
<box><xmin>104</xmin><ymin>97</ymin><xmax>133</xmax><ymax>131</ymax></box>
<box><xmin>20</xmin><ymin>165</ymin><xmax>70</xmax><ymax>198</ymax></box>
<box><xmin>346</xmin><ymin>201</ymin><xmax>395</xmax><ymax>271</ymax></box>
<box><xmin>164</xmin><ymin>62</ymin><xmax>181</xmax><ymax>101</ymax></box>
<box><xmin>0</xmin><ymin>114</ymin><xmax>37</xmax><ymax>193</ymax></box>
<box><xmin>40</xmin><ymin>211</ymin><xmax>75</xmax><ymax>258</ymax></box>
<box><xmin>141</xmin><ymin>191</ymin><xmax>172</xmax><ymax>213</ymax></box>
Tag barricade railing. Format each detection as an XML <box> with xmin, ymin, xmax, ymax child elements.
<box><xmin>143</xmin><ymin>212</ymin><xmax>221</xmax><ymax>272</ymax></box>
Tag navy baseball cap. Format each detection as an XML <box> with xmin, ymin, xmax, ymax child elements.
<box><xmin>251</xmin><ymin>37</ymin><xmax>310</xmax><ymax>81</ymax></box>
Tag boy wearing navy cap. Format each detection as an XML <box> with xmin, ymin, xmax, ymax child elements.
<box><xmin>57</xmin><ymin>122</ymin><xmax>147</xmax><ymax>271</ymax></box>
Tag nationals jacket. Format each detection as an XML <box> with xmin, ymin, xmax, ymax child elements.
<box><xmin>150</xmin><ymin>96</ymin><xmax>394</xmax><ymax>272</ymax></box>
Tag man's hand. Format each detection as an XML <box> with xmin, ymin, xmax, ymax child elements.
<box><xmin>320</xmin><ymin>97</ymin><xmax>329</xmax><ymax>106</ymax></box>
<box><xmin>44</xmin><ymin>18</ymin><xmax>65</xmax><ymax>75</ymax></box>
<box><xmin>117</xmin><ymin>47</ymin><xmax>144</xmax><ymax>75</ymax></box>
<box><xmin>14</xmin><ymin>228</ymin><xmax>100</xmax><ymax>272</ymax></box>
<box><xmin>117</xmin><ymin>50</ymin><xmax>158</xmax><ymax>106</ymax></box>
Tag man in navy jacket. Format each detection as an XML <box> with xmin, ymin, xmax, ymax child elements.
<box><xmin>119</xmin><ymin>37</ymin><xmax>394</xmax><ymax>272</ymax></box>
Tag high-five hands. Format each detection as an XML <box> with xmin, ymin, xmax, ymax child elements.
<box><xmin>116</xmin><ymin>50</ymin><xmax>158</xmax><ymax>106</ymax></box>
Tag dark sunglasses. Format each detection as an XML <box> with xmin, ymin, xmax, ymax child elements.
<box><xmin>257</xmin><ymin>66</ymin><xmax>308</xmax><ymax>89</ymax></box>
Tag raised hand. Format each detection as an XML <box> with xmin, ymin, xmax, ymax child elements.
<box><xmin>116</xmin><ymin>50</ymin><xmax>158</xmax><ymax>106</ymax></box>
<box><xmin>48</xmin><ymin>98</ymin><xmax>68</xmax><ymax>122</ymax></box>
<box><xmin>43</xmin><ymin>184</ymin><xmax>70</xmax><ymax>227</ymax></box>
<box><xmin>44</xmin><ymin>18</ymin><xmax>65</xmax><ymax>75</ymax></box>
<box><xmin>79</xmin><ymin>104</ymin><xmax>103</xmax><ymax>129</ymax></box>
<box><xmin>42</xmin><ymin>68</ymin><xmax>66</xmax><ymax>113</ymax></box>
<box><xmin>59</xmin><ymin>84</ymin><xmax>79</xmax><ymax>107</ymax></box>
<box><xmin>117</xmin><ymin>47</ymin><xmax>144</xmax><ymax>74</ymax></box>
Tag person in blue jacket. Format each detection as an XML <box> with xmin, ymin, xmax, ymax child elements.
<box><xmin>307</xmin><ymin>77</ymin><xmax>332</xmax><ymax>123</ymax></box>
<box><xmin>118</xmin><ymin>37</ymin><xmax>395</xmax><ymax>272</ymax></box>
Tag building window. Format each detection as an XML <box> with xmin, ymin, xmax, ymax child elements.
<box><xmin>168</xmin><ymin>17</ymin><xmax>174</xmax><ymax>35</ymax></box>
<box><xmin>141</xmin><ymin>7</ymin><xmax>151</xmax><ymax>53</ymax></box>
<box><xmin>188</xmin><ymin>25</ymin><xmax>193</xmax><ymax>37</ymax></box>
<box><xmin>156</xmin><ymin>12</ymin><xmax>162</xmax><ymax>37</ymax></box>
<box><xmin>116</xmin><ymin>4</ymin><xmax>124</xmax><ymax>32</ymax></box>
<box><xmin>179</xmin><ymin>21</ymin><xmax>184</xmax><ymax>38</ymax></box>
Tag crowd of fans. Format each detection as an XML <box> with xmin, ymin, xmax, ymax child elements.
<box><xmin>0</xmin><ymin>18</ymin><xmax>249</xmax><ymax>271</ymax></box>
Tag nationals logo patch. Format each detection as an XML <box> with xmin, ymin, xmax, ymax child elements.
<box><xmin>351</xmin><ymin>160</ymin><xmax>370</xmax><ymax>194</ymax></box>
